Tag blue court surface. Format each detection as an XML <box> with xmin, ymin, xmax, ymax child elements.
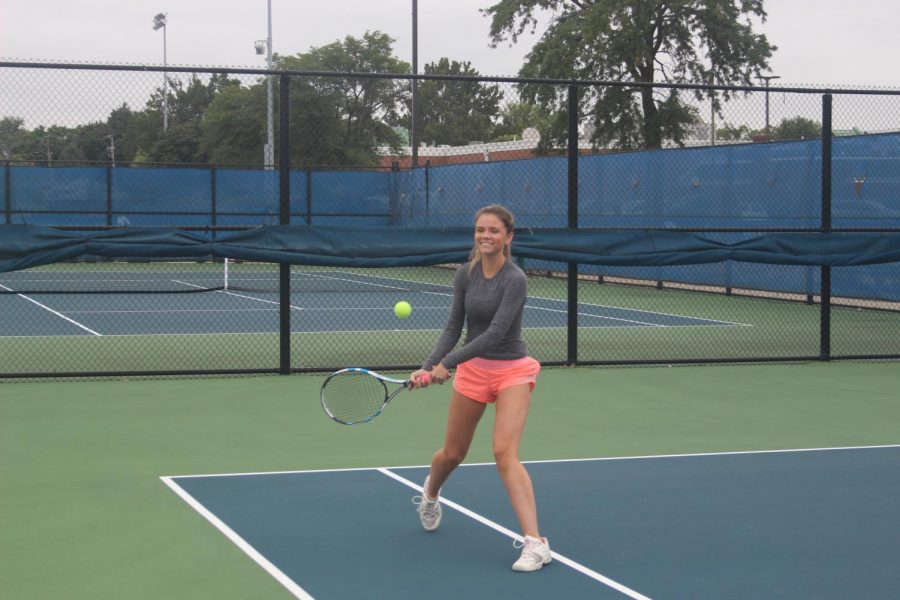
<box><xmin>0</xmin><ymin>286</ymin><xmax>741</xmax><ymax>337</ymax></box>
<box><xmin>162</xmin><ymin>445</ymin><xmax>900</xmax><ymax>599</ymax></box>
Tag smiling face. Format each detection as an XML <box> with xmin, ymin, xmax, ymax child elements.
<box><xmin>474</xmin><ymin>212</ymin><xmax>512</xmax><ymax>258</ymax></box>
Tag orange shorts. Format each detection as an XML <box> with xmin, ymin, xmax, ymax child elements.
<box><xmin>452</xmin><ymin>356</ymin><xmax>541</xmax><ymax>404</ymax></box>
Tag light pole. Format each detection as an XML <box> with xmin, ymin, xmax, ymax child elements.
<box><xmin>255</xmin><ymin>0</ymin><xmax>274</xmax><ymax>168</ymax></box>
<box><xmin>44</xmin><ymin>134</ymin><xmax>66</xmax><ymax>166</ymax></box>
<box><xmin>152</xmin><ymin>13</ymin><xmax>168</xmax><ymax>133</ymax></box>
<box><xmin>709</xmin><ymin>70</ymin><xmax>716</xmax><ymax>146</ymax></box>
<box><xmin>411</xmin><ymin>0</ymin><xmax>418</xmax><ymax>168</ymax></box>
<box><xmin>105</xmin><ymin>135</ymin><xmax>116</xmax><ymax>167</ymax></box>
<box><xmin>759</xmin><ymin>74</ymin><xmax>780</xmax><ymax>139</ymax></box>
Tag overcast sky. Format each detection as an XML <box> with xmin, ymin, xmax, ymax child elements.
<box><xmin>3</xmin><ymin>0</ymin><xmax>900</xmax><ymax>88</ymax></box>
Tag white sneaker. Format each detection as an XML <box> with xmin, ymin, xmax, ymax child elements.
<box><xmin>411</xmin><ymin>475</ymin><xmax>442</xmax><ymax>531</ymax></box>
<box><xmin>512</xmin><ymin>535</ymin><xmax>552</xmax><ymax>572</ymax></box>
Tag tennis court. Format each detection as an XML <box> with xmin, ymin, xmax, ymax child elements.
<box><xmin>165</xmin><ymin>446</ymin><xmax>900</xmax><ymax>599</ymax></box>
<box><xmin>3</xmin><ymin>260</ymin><xmax>897</xmax><ymax>376</ymax></box>
<box><xmin>2</xmin><ymin>362</ymin><xmax>898</xmax><ymax>599</ymax></box>
<box><xmin>0</xmin><ymin>267</ymin><xmax>739</xmax><ymax>337</ymax></box>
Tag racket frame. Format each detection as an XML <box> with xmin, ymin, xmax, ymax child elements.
<box><xmin>320</xmin><ymin>367</ymin><xmax>410</xmax><ymax>425</ymax></box>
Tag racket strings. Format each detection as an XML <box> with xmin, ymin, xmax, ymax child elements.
<box><xmin>321</xmin><ymin>372</ymin><xmax>389</xmax><ymax>424</ymax></box>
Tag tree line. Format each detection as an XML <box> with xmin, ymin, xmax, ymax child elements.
<box><xmin>1</xmin><ymin>32</ymin><xmax>536</xmax><ymax>168</ymax></box>
<box><xmin>3</xmin><ymin>2</ymin><xmax>805</xmax><ymax>167</ymax></box>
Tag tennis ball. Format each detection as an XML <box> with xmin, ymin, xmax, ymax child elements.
<box><xmin>394</xmin><ymin>301</ymin><xmax>412</xmax><ymax>319</ymax></box>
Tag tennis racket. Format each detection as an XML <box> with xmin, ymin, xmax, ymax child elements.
<box><xmin>320</xmin><ymin>368</ymin><xmax>429</xmax><ymax>425</ymax></box>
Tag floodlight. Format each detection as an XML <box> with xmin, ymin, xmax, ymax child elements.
<box><xmin>152</xmin><ymin>12</ymin><xmax>169</xmax><ymax>133</ymax></box>
<box><xmin>254</xmin><ymin>40</ymin><xmax>266</xmax><ymax>55</ymax></box>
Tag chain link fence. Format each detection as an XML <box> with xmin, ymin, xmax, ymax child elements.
<box><xmin>1</xmin><ymin>61</ymin><xmax>898</xmax><ymax>377</ymax></box>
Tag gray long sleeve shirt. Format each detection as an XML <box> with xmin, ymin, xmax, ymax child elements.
<box><xmin>423</xmin><ymin>260</ymin><xmax>528</xmax><ymax>370</ymax></box>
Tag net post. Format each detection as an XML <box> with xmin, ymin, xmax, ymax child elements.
<box><xmin>819</xmin><ymin>93</ymin><xmax>833</xmax><ymax>361</ymax></box>
<box><xmin>221</xmin><ymin>257</ymin><xmax>228</xmax><ymax>290</ymax></box>
<box><xmin>566</xmin><ymin>83</ymin><xmax>579</xmax><ymax>366</ymax></box>
<box><xmin>279</xmin><ymin>73</ymin><xmax>292</xmax><ymax>374</ymax></box>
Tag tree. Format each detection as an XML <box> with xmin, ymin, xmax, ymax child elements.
<box><xmin>716</xmin><ymin>122</ymin><xmax>751</xmax><ymax>141</ymax></box>
<box><xmin>484</xmin><ymin>0</ymin><xmax>776</xmax><ymax>149</ymax></box>
<box><xmin>408</xmin><ymin>58</ymin><xmax>503</xmax><ymax>147</ymax></box>
<box><xmin>2</xmin><ymin>107</ymin><xmax>132</xmax><ymax>165</ymax></box>
<box><xmin>492</xmin><ymin>101</ymin><xmax>554</xmax><ymax>141</ymax></box>
<box><xmin>202</xmin><ymin>85</ymin><xmax>268</xmax><ymax>165</ymax></box>
<box><xmin>125</xmin><ymin>110</ymin><xmax>165</xmax><ymax>164</ymax></box>
<box><xmin>29</xmin><ymin>125</ymin><xmax>74</xmax><ymax>165</ymax></box>
<box><xmin>106</xmin><ymin>104</ymin><xmax>138</xmax><ymax>163</ymax></box>
<box><xmin>168</xmin><ymin>74</ymin><xmax>241</xmax><ymax>125</ymax></box>
<box><xmin>147</xmin><ymin>122</ymin><xmax>206</xmax><ymax>164</ymax></box>
<box><xmin>57</xmin><ymin>122</ymin><xmax>108</xmax><ymax>163</ymax></box>
<box><xmin>280</xmin><ymin>31</ymin><xmax>408</xmax><ymax>166</ymax></box>
<box><xmin>141</xmin><ymin>73</ymin><xmax>241</xmax><ymax>163</ymax></box>
<box><xmin>0</xmin><ymin>117</ymin><xmax>28</xmax><ymax>160</ymax></box>
<box><xmin>772</xmin><ymin>116</ymin><xmax>821</xmax><ymax>141</ymax></box>
<box><xmin>5</xmin><ymin>36</ymin><xmax>413</xmax><ymax>168</ymax></box>
<box><xmin>0</xmin><ymin>120</ymin><xmax>72</xmax><ymax>163</ymax></box>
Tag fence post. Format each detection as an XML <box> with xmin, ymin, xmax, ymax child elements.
<box><xmin>305</xmin><ymin>168</ymin><xmax>312</xmax><ymax>225</ymax></box>
<box><xmin>279</xmin><ymin>74</ymin><xmax>292</xmax><ymax>374</ymax></box>
<box><xmin>819</xmin><ymin>93</ymin><xmax>833</xmax><ymax>361</ymax></box>
<box><xmin>4</xmin><ymin>161</ymin><xmax>10</xmax><ymax>224</ymax></box>
<box><xmin>210</xmin><ymin>164</ymin><xmax>217</xmax><ymax>236</ymax></box>
<box><xmin>567</xmin><ymin>84</ymin><xmax>579</xmax><ymax>365</ymax></box>
<box><xmin>106</xmin><ymin>163</ymin><xmax>113</xmax><ymax>226</ymax></box>
<box><xmin>389</xmin><ymin>161</ymin><xmax>400</xmax><ymax>225</ymax></box>
<box><xmin>424</xmin><ymin>159</ymin><xmax>431</xmax><ymax>222</ymax></box>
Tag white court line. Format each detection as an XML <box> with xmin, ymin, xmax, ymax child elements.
<box><xmin>300</xmin><ymin>271</ymin><xmax>452</xmax><ymax>299</ymax></box>
<box><xmin>0</xmin><ymin>283</ymin><xmax>101</xmax><ymax>336</ymax></box>
<box><xmin>524</xmin><ymin>302</ymin><xmax>665</xmax><ymax>327</ymax></box>
<box><xmin>514</xmin><ymin>443</ymin><xmax>900</xmax><ymax>465</ymax></box>
<box><xmin>238</xmin><ymin>270</ymin><xmax>455</xmax><ymax>303</ymax></box>
<box><xmin>524</xmin><ymin>296</ymin><xmax>749</xmax><ymax>327</ymax></box>
<box><xmin>378</xmin><ymin>467</ymin><xmax>652</xmax><ymax>600</ymax></box>
<box><xmin>529</xmin><ymin>290</ymin><xmax>749</xmax><ymax>324</ymax></box>
<box><xmin>354</xmin><ymin>280</ymin><xmax>744</xmax><ymax>327</ymax></box>
<box><xmin>172</xmin><ymin>279</ymin><xmax>306</xmax><ymax>311</ymax></box>
<box><xmin>310</xmin><ymin>271</ymin><xmax>743</xmax><ymax>327</ymax></box>
<box><xmin>160</xmin><ymin>476</ymin><xmax>315</xmax><ymax>600</ymax></box>
<box><xmin>164</xmin><ymin>444</ymin><xmax>900</xmax><ymax>481</ymax></box>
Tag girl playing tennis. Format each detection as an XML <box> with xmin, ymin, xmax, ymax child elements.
<box><xmin>409</xmin><ymin>204</ymin><xmax>550</xmax><ymax>572</ymax></box>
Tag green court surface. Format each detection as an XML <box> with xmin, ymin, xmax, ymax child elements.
<box><xmin>1</xmin><ymin>362</ymin><xmax>899</xmax><ymax>599</ymax></box>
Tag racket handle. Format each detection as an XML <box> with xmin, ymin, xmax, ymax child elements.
<box><xmin>420</xmin><ymin>373</ymin><xmax>431</xmax><ymax>385</ymax></box>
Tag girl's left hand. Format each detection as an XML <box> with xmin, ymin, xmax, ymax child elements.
<box><xmin>429</xmin><ymin>363</ymin><xmax>451</xmax><ymax>384</ymax></box>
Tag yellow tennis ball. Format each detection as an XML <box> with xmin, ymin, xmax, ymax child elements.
<box><xmin>394</xmin><ymin>301</ymin><xmax>412</xmax><ymax>319</ymax></box>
